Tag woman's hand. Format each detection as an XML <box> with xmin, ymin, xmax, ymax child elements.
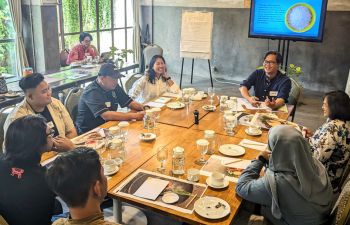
<box><xmin>302</xmin><ymin>127</ymin><xmax>313</xmax><ymax>138</ymax></box>
<box><xmin>257</xmin><ymin>150</ymin><xmax>271</xmax><ymax>161</ymax></box>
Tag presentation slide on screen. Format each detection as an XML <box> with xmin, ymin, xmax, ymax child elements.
<box><xmin>250</xmin><ymin>0</ymin><xmax>325</xmax><ymax>38</ymax></box>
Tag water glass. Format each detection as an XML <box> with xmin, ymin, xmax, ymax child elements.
<box><xmin>208</xmin><ymin>87</ymin><xmax>215</xmax><ymax>106</ymax></box>
<box><xmin>157</xmin><ymin>146</ymin><xmax>168</xmax><ymax>173</ymax></box>
<box><xmin>196</xmin><ymin>139</ymin><xmax>209</xmax><ymax>165</ymax></box>
<box><xmin>118</xmin><ymin>121</ymin><xmax>129</xmax><ymax>142</ymax></box>
<box><xmin>182</xmin><ymin>92</ymin><xmax>190</xmax><ymax>105</ymax></box>
<box><xmin>224</xmin><ymin>115</ymin><xmax>237</xmax><ymax>136</ymax></box>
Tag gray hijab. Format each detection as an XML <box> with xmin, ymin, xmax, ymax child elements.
<box><xmin>264</xmin><ymin>125</ymin><xmax>333</xmax><ymax>219</ymax></box>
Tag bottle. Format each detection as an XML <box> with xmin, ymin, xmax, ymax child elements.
<box><xmin>194</xmin><ymin>110</ymin><xmax>199</xmax><ymax>125</ymax></box>
<box><xmin>172</xmin><ymin>147</ymin><xmax>185</xmax><ymax>175</ymax></box>
<box><xmin>204</xmin><ymin>130</ymin><xmax>216</xmax><ymax>155</ymax></box>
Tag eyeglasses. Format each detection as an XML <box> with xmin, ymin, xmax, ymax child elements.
<box><xmin>263</xmin><ymin>60</ymin><xmax>277</xmax><ymax>65</ymax></box>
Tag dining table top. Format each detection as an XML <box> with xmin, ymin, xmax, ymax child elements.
<box><xmin>41</xmin><ymin>94</ymin><xmax>294</xmax><ymax>225</ymax></box>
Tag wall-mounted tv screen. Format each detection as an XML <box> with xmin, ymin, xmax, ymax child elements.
<box><xmin>249</xmin><ymin>0</ymin><xmax>328</xmax><ymax>42</ymax></box>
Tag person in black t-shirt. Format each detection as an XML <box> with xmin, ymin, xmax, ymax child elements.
<box><xmin>0</xmin><ymin>115</ymin><xmax>60</xmax><ymax>225</ymax></box>
<box><xmin>76</xmin><ymin>63</ymin><xmax>145</xmax><ymax>134</ymax></box>
<box><xmin>239</xmin><ymin>51</ymin><xmax>291</xmax><ymax>110</ymax></box>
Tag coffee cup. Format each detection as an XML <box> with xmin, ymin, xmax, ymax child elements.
<box><xmin>210</xmin><ymin>172</ymin><xmax>225</xmax><ymax>187</ymax></box>
<box><xmin>197</xmin><ymin>91</ymin><xmax>204</xmax><ymax>97</ymax></box>
<box><xmin>109</xmin><ymin>126</ymin><xmax>120</xmax><ymax>136</ymax></box>
<box><xmin>187</xmin><ymin>168</ymin><xmax>200</xmax><ymax>182</ymax></box>
<box><xmin>104</xmin><ymin>159</ymin><xmax>118</xmax><ymax>173</ymax></box>
<box><xmin>248</xmin><ymin>125</ymin><xmax>260</xmax><ymax>134</ymax></box>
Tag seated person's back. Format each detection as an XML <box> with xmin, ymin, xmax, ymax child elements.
<box><xmin>46</xmin><ymin>147</ymin><xmax>120</xmax><ymax>225</ymax></box>
<box><xmin>0</xmin><ymin>115</ymin><xmax>58</xmax><ymax>225</ymax></box>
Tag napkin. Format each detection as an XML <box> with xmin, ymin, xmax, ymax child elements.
<box><xmin>162</xmin><ymin>92</ymin><xmax>180</xmax><ymax>98</ymax></box>
<box><xmin>191</xmin><ymin>93</ymin><xmax>203</xmax><ymax>101</ymax></box>
<box><xmin>154</xmin><ymin>97</ymin><xmax>171</xmax><ymax>104</ymax></box>
<box><xmin>145</xmin><ymin>102</ymin><xmax>165</xmax><ymax>108</ymax></box>
<box><xmin>239</xmin><ymin>139</ymin><xmax>268</xmax><ymax>151</ymax></box>
<box><xmin>133</xmin><ymin>178</ymin><xmax>169</xmax><ymax>200</ymax></box>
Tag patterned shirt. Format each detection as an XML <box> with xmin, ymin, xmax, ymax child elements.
<box><xmin>53</xmin><ymin>213</ymin><xmax>120</xmax><ymax>225</ymax></box>
<box><xmin>66</xmin><ymin>43</ymin><xmax>97</xmax><ymax>65</ymax></box>
<box><xmin>309</xmin><ymin>119</ymin><xmax>350</xmax><ymax>190</ymax></box>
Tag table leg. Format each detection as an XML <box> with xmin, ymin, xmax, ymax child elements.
<box><xmin>113</xmin><ymin>198</ymin><xmax>122</xmax><ymax>224</ymax></box>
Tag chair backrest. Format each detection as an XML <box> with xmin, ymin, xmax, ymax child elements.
<box><xmin>143</xmin><ymin>44</ymin><xmax>163</xmax><ymax>68</ymax></box>
<box><xmin>287</xmin><ymin>78</ymin><xmax>301</xmax><ymax>106</ymax></box>
<box><xmin>125</xmin><ymin>73</ymin><xmax>143</xmax><ymax>94</ymax></box>
<box><xmin>331</xmin><ymin>181</ymin><xmax>350</xmax><ymax>225</ymax></box>
<box><xmin>64</xmin><ymin>87</ymin><xmax>84</xmax><ymax>122</ymax></box>
<box><xmin>0</xmin><ymin>106</ymin><xmax>14</xmax><ymax>153</ymax></box>
<box><xmin>60</xmin><ymin>49</ymin><xmax>70</xmax><ymax>67</ymax></box>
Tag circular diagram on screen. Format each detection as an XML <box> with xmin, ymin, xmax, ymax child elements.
<box><xmin>285</xmin><ymin>3</ymin><xmax>316</xmax><ymax>33</ymax></box>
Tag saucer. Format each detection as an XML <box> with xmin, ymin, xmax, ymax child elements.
<box><xmin>104</xmin><ymin>166</ymin><xmax>119</xmax><ymax>176</ymax></box>
<box><xmin>166</xmin><ymin>102</ymin><xmax>185</xmax><ymax>109</ymax></box>
<box><xmin>219</xmin><ymin>144</ymin><xmax>245</xmax><ymax>156</ymax></box>
<box><xmin>139</xmin><ymin>133</ymin><xmax>156</xmax><ymax>141</ymax></box>
<box><xmin>202</xmin><ymin>105</ymin><xmax>216</xmax><ymax>112</ymax></box>
<box><xmin>206</xmin><ymin>177</ymin><xmax>229</xmax><ymax>189</ymax></box>
<box><xmin>162</xmin><ymin>192</ymin><xmax>179</xmax><ymax>204</ymax></box>
<box><xmin>245</xmin><ymin>128</ymin><xmax>262</xmax><ymax>136</ymax></box>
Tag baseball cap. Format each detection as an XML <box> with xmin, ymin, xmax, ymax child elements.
<box><xmin>98</xmin><ymin>63</ymin><xmax>124</xmax><ymax>79</ymax></box>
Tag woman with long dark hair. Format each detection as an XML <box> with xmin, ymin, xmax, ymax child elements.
<box><xmin>0</xmin><ymin>115</ymin><xmax>58</xmax><ymax>225</ymax></box>
<box><xmin>129</xmin><ymin>55</ymin><xmax>180</xmax><ymax>103</ymax></box>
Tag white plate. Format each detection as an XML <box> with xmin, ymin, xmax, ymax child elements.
<box><xmin>139</xmin><ymin>133</ymin><xmax>156</xmax><ymax>141</ymax></box>
<box><xmin>219</xmin><ymin>144</ymin><xmax>245</xmax><ymax>156</ymax></box>
<box><xmin>238</xmin><ymin>115</ymin><xmax>254</xmax><ymax>126</ymax></box>
<box><xmin>104</xmin><ymin>166</ymin><xmax>119</xmax><ymax>176</ymax></box>
<box><xmin>162</xmin><ymin>192</ymin><xmax>179</xmax><ymax>204</ymax></box>
<box><xmin>202</xmin><ymin>105</ymin><xmax>216</xmax><ymax>112</ymax></box>
<box><xmin>245</xmin><ymin>128</ymin><xmax>262</xmax><ymax>136</ymax></box>
<box><xmin>166</xmin><ymin>102</ymin><xmax>185</xmax><ymax>109</ymax></box>
<box><xmin>206</xmin><ymin>177</ymin><xmax>229</xmax><ymax>189</ymax></box>
<box><xmin>81</xmin><ymin>64</ymin><xmax>96</xmax><ymax>68</ymax></box>
<box><xmin>4</xmin><ymin>92</ymin><xmax>20</xmax><ymax>98</ymax></box>
<box><xmin>194</xmin><ymin>196</ymin><xmax>230</xmax><ymax>219</ymax></box>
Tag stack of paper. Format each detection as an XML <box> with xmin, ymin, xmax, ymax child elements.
<box><xmin>133</xmin><ymin>178</ymin><xmax>169</xmax><ymax>200</ymax></box>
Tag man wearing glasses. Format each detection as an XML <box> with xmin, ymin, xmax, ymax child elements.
<box><xmin>66</xmin><ymin>32</ymin><xmax>99</xmax><ymax>65</ymax></box>
<box><xmin>4</xmin><ymin>73</ymin><xmax>76</xmax><ymax>152</ymax></box>
<box><xmin>239</xmin><ymin>51</ymin><xmax>291</xmax><ymax>109</ymax></box>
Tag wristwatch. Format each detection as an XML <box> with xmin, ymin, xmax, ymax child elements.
<box><xmin>258</xmin><ymin>155</ymin><xmax>268</xmax><ymax>165</ymax></box>
<box><xmin>165</xmin><ymin>77</ymin><xmax>171</xmax><ymax>81</ymax></box>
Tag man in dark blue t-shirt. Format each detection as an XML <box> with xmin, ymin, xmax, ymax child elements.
<box><xmin>76</xmin><ymin>63</ymin><xmax>145</xmax><ymax>134</ymax></box>
<box><xmin>239</xmin><ymin>51</ymin><xmax>291</xmax><ymax>110</ymax></box>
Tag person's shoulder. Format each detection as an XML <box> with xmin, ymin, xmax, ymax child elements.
<box><xmin>7</xmin><ymin>99</ymin><xmax>29</xmax><ymax>118</ymax></box>
<box><xmin>52</xmin><ymin>218</ymin><xmax>68</xmax><ymax>225</ymax></box>
<box><xmin>83</xmin><ymin>81</ymin><xmax>100</xmax><ymax>94</ymax></box>
<box><xmin>253</xmin><ymin>69</ymin><xmax>264</xmax><ymax>75</ymax></box>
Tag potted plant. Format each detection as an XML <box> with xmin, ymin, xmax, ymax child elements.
<box><xmin>107</xmin><ymin>47</ymin><xmax>134</xmax><ymax>69</ymax></box>
<box><xmin>287</xmin><ymin>64</ymin><xmax>303</xmax><ymax>87</ymax></box>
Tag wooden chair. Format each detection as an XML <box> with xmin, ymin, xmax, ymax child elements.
<box><xmin>0</xmin><ymin>106</ymin><xmax>14</xmax><ymax>153</ymax></box>
<box><xmin>331</xmin><ymin>180</ymin><xmax>350</xmax><ymax>225</ymax></box>
<box><xmin>287</xmin><ymin>78</ymin><xmax>301</xmax><ymax>122</ymax></box>
<box><xmin>64</xmin><ymin>87</ymin><xmax>84</xmax><ymax>122</ymax></box>
<box><xmin>60</xmin><ymin>49</ymin><xmax>70</xmax><ymax>67</ymax></box>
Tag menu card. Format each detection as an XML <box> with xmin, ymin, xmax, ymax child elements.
<box><xmin>133</xmin><ymin>177</ymin><xmax>169</xmax><ymax>200</ymax></box>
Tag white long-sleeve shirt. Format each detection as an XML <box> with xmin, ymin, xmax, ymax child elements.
<box><xmin>129</xmin><ymin>75</ymin><xmax>180</xmax><ymax>103</ymax></box>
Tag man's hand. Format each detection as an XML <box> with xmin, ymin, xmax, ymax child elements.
<box><xmin>53</xmin><ymin>136</ymin><xmax>75</xmax><ymax>152</ymax></box>
<box><xmin>132</xmin><ymin>111</ymin><xmax>145</xmax><ymax>120</ymax></box>
<box><xmin>248</xmin><ymin>96</ymin><xmax>260</xmax><ymax>107</ymax></box>
<box><xmin>265</xmin><ymin>97</ymin><xmax>277</xmax><ymax>109</ymax></box>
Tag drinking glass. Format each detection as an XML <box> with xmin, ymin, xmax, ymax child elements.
<box><xmin>151</xmin><ymin>108</ymin><xmax>161</xmax><ymax>128</ymax></box>
<box><xmin>224</xmin><ymin>116</ymin><xmax>237</xmax><ymax>136</ymax></box>
<box><xmin>157</xmin><ymin>146</ymin><xmax>168</xmax><ymax>173</ymax></box>
<box><xmin>118</xmin><ymin>121</ymin><xmax>129</xmax><ymax>142</ymax></box>
<box><xmin>182</xmin><ymin>91</ymin><xmax>190</xmax><ymax>105</ymax></box>
<box><xmin>208</xmin><ymin>87</ymin><xmax>215</xmax><ymax>106</ymax></box>
<box><xmin>195</xmin><ymin>139</ymin><xmax>209</xmax><ymax>165</ymax></box>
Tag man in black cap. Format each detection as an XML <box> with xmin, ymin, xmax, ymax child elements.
<box><xmin>75</xmin><ymin>63</ymin><xmax>145</xmax><ymax>134</ymax></box>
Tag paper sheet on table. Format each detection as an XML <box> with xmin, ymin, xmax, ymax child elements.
<box><xmin>162</xmin><ymin>92</ymin><xmax>180</xmax><ymax>98</ymax></box>
<box><xmin>133</xmin><ymin>177</ymin><xmax>169</xmax><ymax>200</ymax></box>
<box><xmin>154</xmin><ymin>97</ymin><xmax>172</xmax><ymax>104</ymax></box>
<box><xmin>145</xmin><ymin>102</ymin><xmax>165</xmax><ymax>108</ymax></box>
<box><xmin>239</xmin><ymin>139</ymin><xmax>268</xmax><ymax>151</ymax></box>
<box><xmin>220</xmin><ymin>158</ymin><xmax>252</xmax><ymax>169</ymax></box>
<box><xmin>237</xmin><ymin>98</ymin><xmax>269</xmax><ymax>110</ymax></box>
<box><xmin>233</xmin><ymin>98</ymin><xmax>246</xmax><ymax>112</ymax></box>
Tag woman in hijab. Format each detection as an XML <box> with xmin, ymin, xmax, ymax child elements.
<box><xmin>236</xmin><ymin>125</ymin><xmax>333</xmax><ymax>225</ymax></box>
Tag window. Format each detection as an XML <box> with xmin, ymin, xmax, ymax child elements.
<box><xmin>58</xmin><ymin>0</ymin><xmax>134</xmax><ymax>66</ymax></box>
<box><xmin>0</xmin><ymin>0</ymin><xmax>17</xmax><ymax>75</ymax></box>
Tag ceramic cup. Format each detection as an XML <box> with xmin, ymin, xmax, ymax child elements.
<box><xmin>248</xmin><ymin>125</ymin><xmax>261</xmax><ymax>134</ymax></box>
<box><xmin>187</xmin><ymin>168</ymin><xmax>200</xmax><ymax>182</ymax></box>
<box><xmin>109</xmin><ymin>126</ymin><xmax>120</xmax><ymax>136</ymax></box>
<box><xmin>104</xmin><ymin>159</ymin><xmax>118</xmax><ymax>173</ymax></box>
<box><xmin>211</xmin><ymin>172</ymin><xmax>225</xmax><ymax>186</ymax></box>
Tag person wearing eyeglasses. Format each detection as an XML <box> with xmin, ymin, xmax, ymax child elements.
<box><xmin>66</xmin><ymin>32</ymin><xmax>99</xmax><ymax>65</ymax></box>
<box><xmin>4</xmin><ymin>73</ymin><xmax>76</xmax><ymax>152</ymax></box>
<box><xmin>0</xmin><ymin>115</ymin><xmax>62</xmax><ymax>225</ymax></box>
<box><xmin>239</xmin><ymin>51</ymin><xmax>291</xmax><ymax>110</ymax></box>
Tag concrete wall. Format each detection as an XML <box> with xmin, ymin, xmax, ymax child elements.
<box><xmin>141</xmin><ymin>6</ymin><xmax>350</xmax><ymax>92</ymax></box>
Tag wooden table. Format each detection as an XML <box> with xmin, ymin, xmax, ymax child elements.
<box><xmin>157</xmin><ymin>98</ymin><xmax>219</xmax><ymax>128</ymax></box>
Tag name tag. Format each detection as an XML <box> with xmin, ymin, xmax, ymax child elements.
<box><xmin>105</xmin><ymin>102</ymin><xmax>111</xmax><ymax>107</ymax></box>
<box><xmin>269</xmin><ymin>91</ymin><xmax>278</xmax><ymax>97</ymax></box>
<box><xmin>47</xmin><ymin>121</ymin><xmax>55</xmax><ymax>129</ymax></box>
